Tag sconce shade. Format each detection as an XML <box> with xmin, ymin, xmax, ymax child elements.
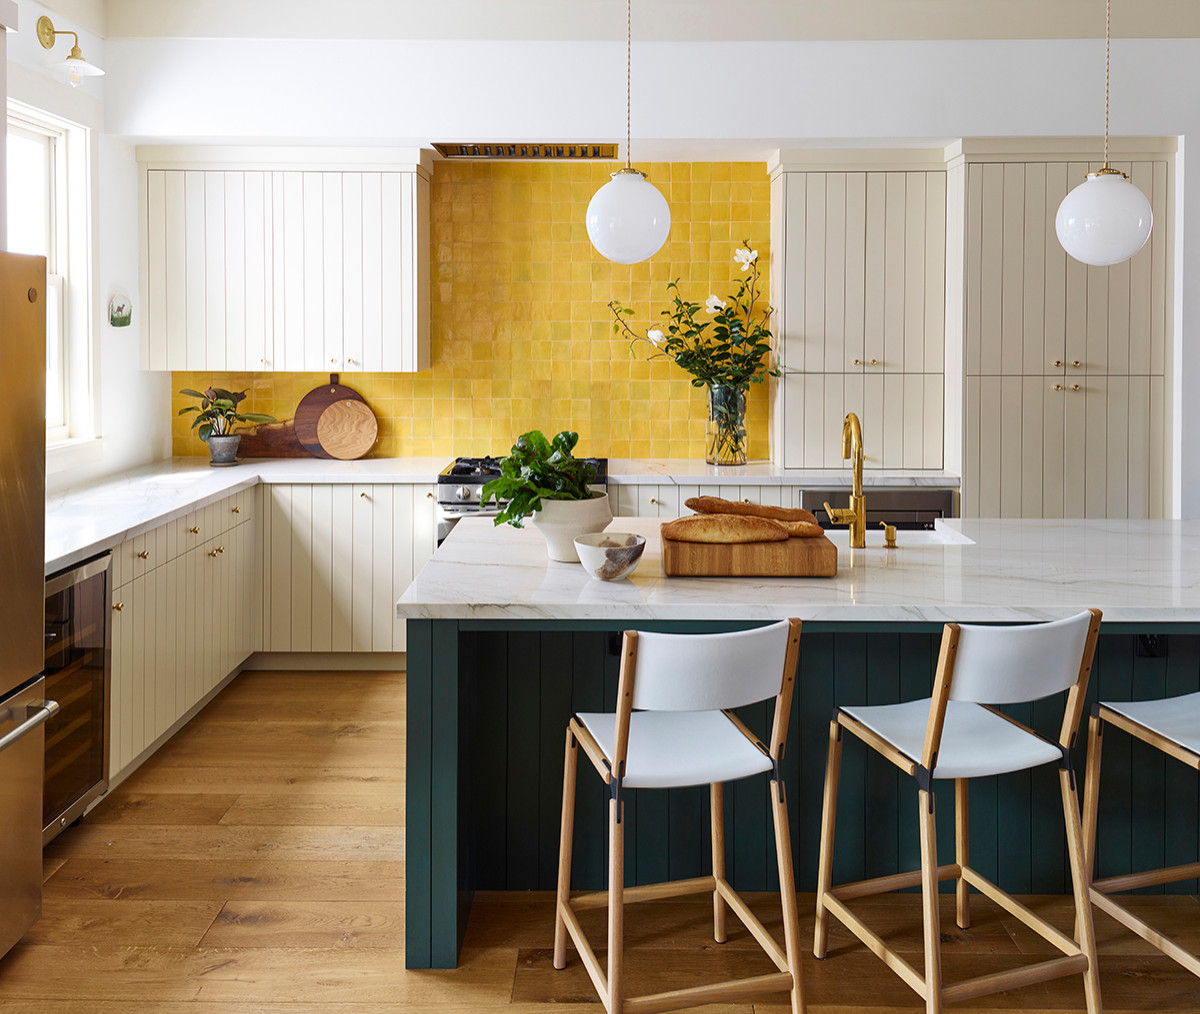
<box><xmin>1055</xmin><ymin>171</ymin><xmax>1153</xmax><ymax>266</ymax></box>
<box><xmin>586</xmin><ymin>171</ymin><xmax>671</xmax><ymax>264</ymax></box>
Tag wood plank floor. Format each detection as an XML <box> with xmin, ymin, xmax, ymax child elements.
<box><xmin>2</xmin><ymin>669</ymin><xmax>1198</xmax><ymax>1012</ymax></box>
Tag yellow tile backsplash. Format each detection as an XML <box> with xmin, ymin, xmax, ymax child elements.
<box><xmin>172</xmin><ymin>160</ymin><xmax>772</xmax><ymax>460</ymax></box>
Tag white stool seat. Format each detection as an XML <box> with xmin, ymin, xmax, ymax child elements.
<box><xmin>577</xmin><ymin>710</ymin><xmax>773</xmax><ymax>788</ymax></box>
<box><xmin>841</xmin><ymin>699</ymin><xmax>1063</xmax><ymax>779</ymax></box>
<box><xmin>1101</xmin><ymin>692</ymin><xmax>1200</xmax><ymax>756</ymax></box>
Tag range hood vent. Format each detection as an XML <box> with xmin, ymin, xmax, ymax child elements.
<box><xmin>433</xmin><ymin>142</ymin><xmax>618</xmax><ymax>160</ymax></box>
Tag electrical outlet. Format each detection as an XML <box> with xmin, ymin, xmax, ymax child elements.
<box><xmin>1136</xmin><ymin>633</ymin><xmax>1168</xmax><ymax>658</ymax></box>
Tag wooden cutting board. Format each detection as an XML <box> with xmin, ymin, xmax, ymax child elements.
<box><xmin>294</xmin><ymin>378</ymin><xmax>368</xmax><ymax>458</ymax></box>
<box><xmin>661</xmin><ymin>532</ymin><xmax>838</xmax><ymax>577</ymax></box>
<box><xmin>316</xmin><ymin>399</ymin><xmax>378</xmax><ymax>459</ymax></box>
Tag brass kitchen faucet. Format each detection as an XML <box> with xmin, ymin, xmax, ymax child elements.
<box><xmin>824</xmin><ymin>413</ymin><xmax>867</xmax><ymax>548</ymax></box>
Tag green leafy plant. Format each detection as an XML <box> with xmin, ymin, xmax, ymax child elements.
<box><xmin>608</xmin><ymin>240</ymin><xmax>780</xmax><ymax>389</ymax></box>
<box><xmin>178</xmin><ymin>387</ymin><xmax>275</xmax><ymax>443</ymax></box>
<box><xmin>480</xmin><ymin>430</ymin><xmax>599</xmax><ymax>528</ymax></box>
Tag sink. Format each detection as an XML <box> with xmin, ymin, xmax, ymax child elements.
<box><xmin>824</xmin><ymin>526</ymin><xmax>974</xmax><ymax>548</ymax></box>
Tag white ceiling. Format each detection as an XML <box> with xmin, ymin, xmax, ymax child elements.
<box><xmin>57</xmin><ymin>0</ymin><xmax>1200</xmax><ymax>42</ymax></box>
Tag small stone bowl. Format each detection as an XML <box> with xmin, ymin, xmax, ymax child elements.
<box><xmin>574</xmin><ymin>532</ymin><xmax>647</xmax><ymax>582</ymax></box>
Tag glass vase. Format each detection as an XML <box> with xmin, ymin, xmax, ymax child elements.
<box><xmin>705</xmin><ymin>383</ymin><xmax>748</xmax><ymax>465</ymax></box>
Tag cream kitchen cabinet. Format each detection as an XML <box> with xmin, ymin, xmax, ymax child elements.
<box><xmin>260</xmin><ymin>483</ymin><xmax>437</xmax><ymax>653</ymax></box>
<box><xmin>609</xmin><ymin>483</ymin><xmax>797</xmax><ymax>517</ymax></box>
<box><xmin>769</xmin><ymin>154</ymin><xmax>947</xmax><ymax>469</ymax></box>
<box><xmin>954</xmin><ymin>148</ymin><xmax>1171</xmax><ymax>518</ymax></box>
<box><xmin>138</xmin><ymin>148</ymin><xmax>431</xmax><ymax>373</ymax></box>
<box><xmin>109</xmin><ymin>491</ymin><xmax>257</xmax><ymax>780</ymax></box>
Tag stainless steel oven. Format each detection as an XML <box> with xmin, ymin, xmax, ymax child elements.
<box><xmin>42</xmin><ymin>554</ymin><xmax>111</xmax><ymax>842</ymax></box>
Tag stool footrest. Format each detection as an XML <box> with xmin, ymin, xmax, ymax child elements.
<box><xmin>1090</xmin><ymin>888</ymin><xmax>1200</xmax><ymax>978</ymax></box>
<box><xmin>1093</xmin><ymin>860</ymin><xmax>1200</xmax><ymax>895</ymax></box>
<box><xmin>959</xmin><ymin>865</ymin><xmax>1080</xmax><ymax>956</ymax></box>
<box><xmin>623</xmin><ymin>971</ymin><xmax>795</xmax><ymax>1014</ymax></box>
<box><xmin>821</xmin><ymin>894</ymin><xmax>926</xmax><ymax>998</ymax></box>
<box><xmin>557</xmin><ymin>900</ymin><xmax>609</xmax><ymax>1007</ymax></box>
<box><xmin>569</xmin><ymin>875</ymin><xmax>717</xmax><ymax>911</ymax></box>
<box><xmin>829</xmin><ymin>863</ymin><xmax>960</xmax><ymax>901</ymax></box>
<box><xmin>714</xmin><ymin>877</ymin><xmax>789</xmax><ymax>972</ymax></box>
<box><xmin>941</xmin><ymin>954</ymin><xmax>1089</xmax><ymax>1004</ymax></box>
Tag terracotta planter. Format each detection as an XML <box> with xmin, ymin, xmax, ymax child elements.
<box><xmin>531</xmin><ymin>492</ymin><xmax>613</xmax><ymax>562</ymax></box>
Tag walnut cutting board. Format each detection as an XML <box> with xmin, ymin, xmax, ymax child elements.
<box><xmin>316</xmin><ymin>399</ymin><xmax>378</xmax><ymax>460</ymax></box>
<box><xmin>661</xmin><ymin>532</ymin><xmax>838</xmax><ymax>577</ymax></box>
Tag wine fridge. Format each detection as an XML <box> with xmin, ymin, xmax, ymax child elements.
<box><xmin>42</xmin><ymin>554</ymin><xmax>111</xmax><ymax>843</ymax></box>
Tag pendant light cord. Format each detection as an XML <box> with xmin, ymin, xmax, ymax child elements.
<box><xmin>1104</xmin><ymin>0</ymin><xmax>1111</xmax><ymax>168</ymax></box>
<box><xmin>626</xmin><ymin>0</ymin><xmax>632</xmax><ymax>169</ymax></box>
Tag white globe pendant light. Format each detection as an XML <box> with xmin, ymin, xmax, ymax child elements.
<box><xmin>1055</xmin><ymin>0</ymin><xmax>1153</xmax><ymax>266</ymax></box>
<box><xmin>586</xmin><ymin>0</ymin><xmax>670</xmax><ymax>264</ymax></box>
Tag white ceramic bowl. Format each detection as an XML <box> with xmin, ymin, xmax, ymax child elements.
<box><xmin>573</xmin><ymin>531</ymin><xmax>646</xmax><ymax>581</ymax></box>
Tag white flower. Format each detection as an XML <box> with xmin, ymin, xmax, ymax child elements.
<box><xmin>646</xmin><ymin>329</ymin><xmax>665</xmax><ymax>346</ymax></box>
<box><xmin>705</xmin><ymin>295</ymin><xmax>727</xmax><ymax>315</ymax></box>
<box><xmin>734</xmin><ymin>247</ymin><xmax>758</xmax><ymax>271</ymax></box>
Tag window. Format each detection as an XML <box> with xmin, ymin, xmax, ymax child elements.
<box><xmin>7</xmin><ymin>103</ymin><xmax>83</xmax><ymax>446</ymax></box>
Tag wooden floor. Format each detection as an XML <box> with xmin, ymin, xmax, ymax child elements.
<box><xmin>2</xmin><ymin>669</ymin><xmax>1198</xmax><ymax>1012</ymax></box>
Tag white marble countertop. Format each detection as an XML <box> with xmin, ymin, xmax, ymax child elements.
<box><xmin>604</xmin><ymin>459</ymin><xmax>960</xmax><ymax>487</ymax></box>
<box><xmin>396</xmin><ymin>516</ymin><xmax>1200</xmax><ymax>624</ymax></box>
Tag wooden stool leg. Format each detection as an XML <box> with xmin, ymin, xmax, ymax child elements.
<box><xmin>1081</xmin><ymin>712</ymin><xmax>1103</xmax><ymax>884</ymax></box>
<box><xmin>955</xmin><ymin>778</ymin><xmax>970</xmax><ymax>930</ymax></box>
<box><xmin>813</xmin><ymin>719</ymin><xmax>843</xmax><ymax>959</ymax></box>
<box><xmin>608</xmin><ymin>794</ymin><xmax>625</xmax><ymax>1014</ymax></box>
<box><xmin>554</xmin><ymin>727</ymin><xmax>578</xmax><ymax>970</ymax></box>
<box><xmin>711</xmin><ymin>781</ymin><xmax>727</xmax><ymax>944</ymax></box>
<box><xmin>771</xmin><ymin>781</ymin><xmax>807</xmax><ymax>1014</ymax></box>
<box><xmin>1061</xmin><ymin>767</ymin><xmax>1103</xmax><ymax>1014</ymax></box>
<box><xmin>919</xmin><ymin>789</ymin><xmax>944</xmax><ymax>1014</ymax></box>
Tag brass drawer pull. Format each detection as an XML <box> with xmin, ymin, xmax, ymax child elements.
<box><xmin>216</xmin><ymin>545</ymin><xmax>225</xmax><ymax>554</ymax></box>
<box><xmin>360</xmin><ymin>492</ymin><xmax>370</xmax><ymax>500</ymax></box>
<box><xmin>136</xmin><ymin>551</ymin><xmax>150</xmax><ymax>560</ymax></box>
<box><xmin>231</xmin><ymin>506</ymin><xmax>241</xmax><ymax>514</ymax></box>
<box><xmin>1072</xmin><ymin>361</ymin><xmax>1082</xmax><ymax>368</ymax></box>
<box><xmin>649</xmin><ymin>497</ymin><xmax>658</xmax><ymax>505</ymax></box>
<box><xmin>1072</xmin><ymin>385</ymin><xmax>1081</xmax><ymax>392</ymax></box>
<box><xmin>853</xmin><ymin>358</ymin><xmax>879</xmax><ymax>366</ymax></box>
<box><xmin>426</xmin><ymin>491</ymin><xmax>434</xmax><ymax>499</ymax></box>
<box><xmin>1053</xmin><ymin>360</ymin><xmax>1063</xmax><ymax>368</ymax></box>
<box><xmin>188</xmin><ymin>526</ymin><xmax>200</xmax><ymax>534</ymax></box>
<box><xmin>1053</xmin><ymin>384</ymin><xmax>1063</xmax><ymax>391</ymax></box>
<box><xmin>208</xmin><ymin>549</ymin><xmax>219</xmax><ymax>557</ymax></box>
<box><xmin>112</xmin><ymin>602</ymin><xmax>124</xmax><ymax>612</ymax></box>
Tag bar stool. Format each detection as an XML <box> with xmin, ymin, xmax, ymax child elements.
<box><xmin>814</xmin><ymin>610</ymin><xmax>1104</xmax><ymax>1014</ymax></box>
<box><xmin>1082</xmin><ymin>691</ymin><xmax>1200</xmax><ymax>977</ymax></box>
<box><xmin>553</xmin><ymin>619</ymin><xmax>806</xmax><ymax>1014</ymax></box>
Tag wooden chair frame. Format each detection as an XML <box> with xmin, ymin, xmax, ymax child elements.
<box><xmin>813</xmin><ymin>610</ymin><xmax>1104</xmax><ymax>1014</ymax></box>
<box><xmin>1081</xmin><ymin>701</ymin><xmax>1200</xmax><ymax>977</ymax></box>
<box><xmin>553</xmin><ymin>619</ymin><xmax>805</xmax><ymax>1014</ymax></box>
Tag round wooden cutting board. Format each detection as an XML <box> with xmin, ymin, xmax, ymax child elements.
<box><xmin>316</xmin><ymin>399</ymin><xmax>378</xmax><ymax>460</ymax></box>
<box><xmin>294</xmin><ymin>381</ymin><xmax>368</xmax><ymax>458</ymax></box>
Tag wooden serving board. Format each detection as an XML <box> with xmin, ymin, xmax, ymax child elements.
<box><xmin>294</xmin><ymin>378</ymin><xmax>368</xmax><ymax>459</ymax></box>
<box><xmin>316</xmin><ymin>399</ymin><xmax>378</xmax><ymax>459</ymax></box>
<box><xmin>661</xmin><ymin>533</ymin><xmax>838</xmax><ymax>577</ymax></box>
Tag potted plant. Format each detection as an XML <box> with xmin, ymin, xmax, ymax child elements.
<box><xmin>481</xmin><ymin>430</ymin><xmax>612</xmax><ymax>562</ymax></box>
<box><xmin>608</xmin><ymin>240</ymin><xmax>779</xmax><ymax>465</ymax></box>
<box><xmin>178</xmin><ymin>387</ymin><xmax>275</xmax><ymax>466</ymax></box>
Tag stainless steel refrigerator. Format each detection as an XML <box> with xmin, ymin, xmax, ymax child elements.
<box><xmin>0</xmin><ymin>251</ymin><xmax>59</xmax><ymax>959</ymax></box>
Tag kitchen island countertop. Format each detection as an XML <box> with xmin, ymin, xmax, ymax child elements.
<box><xmin>397</xmin><ymin>515</ymin><xmax>1200</xmax><ymax>625</ymax></box>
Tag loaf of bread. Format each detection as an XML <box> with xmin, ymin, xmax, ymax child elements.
<box><xmin>776</xmin><ymin>519</ymin><xmax>824</xmax><ymax>538</ymax></box>
<box><xmin>661</xmin><ymin>513</ymin><xmax>789</xmax><ymax>544</ymax></box>
<box><xmin>685</xmin><ymin>496</ymin><xmax>820</xmax><ymax>526</ymax></box>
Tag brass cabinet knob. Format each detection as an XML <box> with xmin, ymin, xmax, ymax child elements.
<box><xmin>330</xmin><ymin>358</ymin><xmax>338</xmax><ymax>364</ymax></box>
<box><xmin>1072</xmin><ymin>384</ymin><xmax>1081</xmax><ymax>391</ymax></box>
<box><xmin>426</xmin><ymin>491</ymin><xmax>434</xmax><ymax>499</ymax></box>
<box><xmin>188</xmin><ymin>526</ymin><xmax>200</xmax><ymax>534</ymax></box>
<box><xmin>208</xmin><ymin>548</ymin><xmax>219</xmax><ymax>557</ymax></box>
<box><xmin>360</xmin><ymin>492</ymin><xmax>369</xmax><ymax>500</ymax></box>
<box><xmin>260</xmin><ymin>358</ymin><xmax>268</xmax><ymax>364</ymax></box>
<box><xmin>1072</xmin><ymin>361</ymin><xmax>1082</xmax><ymax>368</ymax></box>
<box><xmin>852</xmin><ymin>358</ymin><xmax>880</xmax><ymax>366</ymax></box>
<box><xmin>1053</xmin><ymin>360</ymin><xmax>1063</xmax><ymax>368</ymax></box>
<box><xmin>1053</xmin><ymin>384</ymin><xmax>1063</xmax><ymax>391</ymax></box>
<box><xmin>347</xmin><ymin>358</ymin><xmax>357</xmax><ymax>365</ymax></box>
<box><xmin>136</xmin><ymin>551</ymin><xmax>150</xmax><ymax>559</ymax></box>
<box><xmin>231</xmin><ymin>506</ymin><xmax>241</xmax><ymax>514</ymax></box>
<box><xmin>649</xmin><ymin>497</ymin><xmax>658</xmax><ymax>505</ymax></box>
<box><xmin>112</xmin><ymin>602</ymin><xmax>124</xmax><ymax>611</ymax></box>
<box><xmin>216</xmin><ymin>546</ymin><xmax>225</xmax><ymax>554</ymax></box>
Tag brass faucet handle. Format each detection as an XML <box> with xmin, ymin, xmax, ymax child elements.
<box><xmin>824</xmin><ymin>501</ymin><xmax>856</xmax><ymax>525</ymax></box>
<box><xmin>880</xmin><ymin>521</ymin><xmax>897</xmax><ymax>548</ymax></box>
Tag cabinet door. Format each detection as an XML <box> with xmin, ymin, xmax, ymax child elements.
<box><xmin>109</xmin><ymin>584</ymin><xmax>132</xmax><ymax>776</ymax></box>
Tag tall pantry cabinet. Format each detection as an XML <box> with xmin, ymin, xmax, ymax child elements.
<box><xmin>946</xmin><ymin>140</ymin><xmax>1173</xmax><ymax>518</ymax></box>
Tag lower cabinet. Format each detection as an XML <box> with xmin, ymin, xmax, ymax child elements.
<box><xmin>610</xmin><ymin>483</ymin><xmax>799</xmax><ymax>517</ymax></box>
<box><xmin>110</xmin><ymin>498</ymin><xmax>256</xmax><ymax>779</ymax></box>
<box><xmin>260</xmin><ymin>483</ymin><xmax>437</xmax><ymax>653</ymax></box>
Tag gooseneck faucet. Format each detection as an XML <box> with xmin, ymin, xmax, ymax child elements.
<box><xmin>823</xmin><ymin>412</ymin><xmax>867</xmax><ymax>548</ymax></box>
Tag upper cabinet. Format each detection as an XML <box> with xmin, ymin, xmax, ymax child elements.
<box><xmin>769</xmin><ymin>151</ymin><xmax>948</xmax><ymax>469</ymax></box>
<box><xmin>138</xmin><ymin>148</ymin><xmax>432</xmax><ymax>373</ymax></box>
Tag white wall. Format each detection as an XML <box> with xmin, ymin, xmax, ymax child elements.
<box><xmin>7</xmin><ymin>0</ymin><xmax>171</xmax><ymax>493</ymax></box>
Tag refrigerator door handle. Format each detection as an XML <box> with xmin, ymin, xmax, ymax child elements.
<box><xmin>0</xmin><ymin>700</ymin><xmax>59</xmax><ymax>753</ymax></box>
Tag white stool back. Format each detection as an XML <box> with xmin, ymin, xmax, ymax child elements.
<box><xmin>948</xmin><ymin>611</ymin><xmax>1095</xmax><ymax>705</ymax></box>
<box><xmin>630</xmin><ymin>620</ymin><xmax>793</xmax><ymax>712</ymax></box>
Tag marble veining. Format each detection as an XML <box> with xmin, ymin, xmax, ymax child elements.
<box><xmin>397</xmin><ymin>516</ymin><xmax>1200</xmax><ymax>624</ymax></box>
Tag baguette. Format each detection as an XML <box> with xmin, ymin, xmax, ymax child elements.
<box><xmin>685</xmin><ymin>495</ymin><xmax>819</xmax><ymax>526</ymax></box>
<box><xmin>661</xmin><ymin>513</ymin><xmax>788</xmax><ymax>544</ymax></box>
<box><xmin>777</xmin><ymin>519</ymin><xmax>825</xmax><ymax>538</ymax></box>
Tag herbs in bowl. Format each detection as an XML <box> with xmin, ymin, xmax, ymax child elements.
<box><xmin>481</xmin><ymin>430</ymin><xmax>612</xmax><ymax>562</ymax></box>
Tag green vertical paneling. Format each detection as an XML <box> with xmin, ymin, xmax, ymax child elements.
<box><xmin>797</xmin><ymin>634</ymin><xmax>836</xmax><ymax>889</ymax></box>
<box><xmin>865</xmin><ymin>635</ymin><xmax>901</xmax><ymax>879</ymax></box>
<box><xmin>404</xmin><ymin>619</ymin><xmax>433</xmax><ymax>968</ymax></box>
<box><xmin>429</xmin><ymin>620</ymin><xmax>462</xmax><ymax>968</ymax></box>
<box><xmin>897</xmin><ymin>635</ymin><xmax>935</xmax><ymax>888</ymax></box>
<box><xmin>1096</xmin><ymin>636</ymin><xmax>1134</xmax><ymax>884</ymax></box>
<box><xmin>729</xmin><ymin>700</ymin><xmax>770</xmax><ymax>891</ymax></box>
<box><xmin>667</xmin><ymin>786</ymin><xmax>707</xmax><ymax>883</ymax></box>
<box><xmin>997</xmin><ymin>704</ymin><xmax>1034</xmax><ymax>894</ymax></box>
<box><xmin>538</xmin><ymin>632</ymin><xmax>575</xmax><ymax>888</ymax></box>
<box><xmin>570</xmin><ymin>633</ymin><xmax>608</xmax><ymax>890</ymax></box>
<box><xmin>832</xmin><ymin>634</ymin><xmax>868</xmax><ymax>886</ymax></box>
<box><xmin>1131</xmin><ymin>647</ymin><xmax>1168</xmax><ymax>894</ymax></box>
<box><xmin>506</xmin><ymin>632</ymin><xmax>541</xmax><ymax>888</ymax></box>
<box><xmin>1030</xmin><ymin>690</ymin><xmax>1068</xmax><ymax>894</ymax></box>
<box><xmin>473</xmin><ymin>631</ymin><xmax>508</xmax><ymax>887</ymax></box>
<box><xmin>1163</xmin><ymin>636</ymin><xmax>1200</xmax><ymax>893</ymax></box>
